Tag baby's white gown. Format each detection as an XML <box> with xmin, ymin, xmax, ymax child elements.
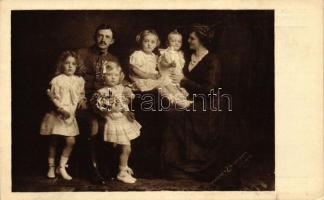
<box><xmin>158</xmin><ymin>47</ymin><xmax>186</xmax><ymax>85</ymax></box>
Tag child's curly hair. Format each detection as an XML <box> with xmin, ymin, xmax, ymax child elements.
<box><xmin>101</xmin><ymin>60</ymin><xmax>125</xmax><ymax>84</ymax></box>
<box><xmin>135</xmin><ymin>29</ymin><xmax>161</xmax><ymax>48</ymax></box>
<box><xmin>54</xmin><ymin>50</ymin><xmax>84</xmax><ymax>76</ymax></box>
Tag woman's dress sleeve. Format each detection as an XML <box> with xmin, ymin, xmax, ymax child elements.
<box><xmin>181</xmin><ymin>56</ymin><xmax>221</xmax><ymax>94</ymax></box>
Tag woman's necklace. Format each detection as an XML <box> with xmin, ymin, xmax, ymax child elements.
<box><xmin>189</xmin><ymin>49</ymin><xmax>209</xmax><ymax>71</ymax></box>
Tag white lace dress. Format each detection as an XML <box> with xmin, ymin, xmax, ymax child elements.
<box><xmin>129</xmin><ymin>50</ymin><xmax>165</xmax><ymax>92</ymax></box>
<box><xmin>96</xmin><ymin>85</ymin><xmax>141</xmax><ymax>145</ymax></box>
<box><xmin>40</xmin><ymin>74</ymin><xmax>85</xmax><ymax>136</ymax></box>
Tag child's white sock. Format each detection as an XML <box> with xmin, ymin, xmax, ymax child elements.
<box><xmin>59</xmin><ymin>156</ymin><xmax>69</xmax><ymax>167</ymax></box>
<box><xmin>47</xmin><ymin>157</ymin><xmax>55</xmax><ymax>178</ymax></box>
<box><xmin>48</xmin><ymin>157</ymin><xmax>55</xmax><ymax>166</ymax></box>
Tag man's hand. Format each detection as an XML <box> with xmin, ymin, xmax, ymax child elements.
<box><xmin>78</xmin><ymin>98</ymin><xmax>88</xmax><ymax>110</ymax></box>
<box><xmin>123</xmin><ymin>88</ymin><xmax>134</xmax><ymax>100</ymax></box>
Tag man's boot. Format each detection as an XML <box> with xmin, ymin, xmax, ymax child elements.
<box><xmin>88</xmin><ymin>135</ymin><xmax>106</xmax><ymax>185</ymax></box>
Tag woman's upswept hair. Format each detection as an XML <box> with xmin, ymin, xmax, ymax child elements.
<box><xmin>190</xmin><ymin>24</ymin><xmax>214</xmax><ymax>48</ymax></box>
<box><xmin>135</xmin><ymin>29</ymin><xmax>161</xmax><ymax>48</ymax></box>
<box><xmin>54</xmin><ymin>50</ymin><xmax>84</xmax><ymax>76</ymax></box>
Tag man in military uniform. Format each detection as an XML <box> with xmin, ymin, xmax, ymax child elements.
<box><xmin>78</xmin><ymin>24</ymin><xmax>118</xmax><ymax>184</ymax></box>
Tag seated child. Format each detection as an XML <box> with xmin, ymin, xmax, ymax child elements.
<box><xmin>158</xmin><ymin>30</ymin><xmax>192</xmax><ymax>108</ymax></box>
<box><xmin>129</xmin><ymin>29</ymin><xmax>191</xmax><ymax>108</ymax></box>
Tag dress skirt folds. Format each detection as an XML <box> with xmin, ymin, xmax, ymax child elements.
<box><xmin>161</xmin><ymin>52</ymin><xmax>231</xmax><ymax>180</ymax></box>
<box><xmin>103</xmin><ymin>112</ymin><xmax>141</xmax><ymax>145</ymax></box>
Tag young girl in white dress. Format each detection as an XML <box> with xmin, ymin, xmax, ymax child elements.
<box><xmin>40</xmin><ymin>51</ymin><xmax>86</xmax><ymax>180</ymax></box>
<box><xmin>91</xmin><ymin>61</ymin><xmax>141</xmax><ymax>184</ymax></box>
<box><xmin>158</xmin><ymin>30</ymin><xmax>192</xmax><ymax>108</ymax></box>
<box><xmin>129</xmin><ymin>29</ymin><xmax>162</xmax><ymax>92</ymax></box>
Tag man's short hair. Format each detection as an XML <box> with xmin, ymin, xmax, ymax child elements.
<box><xmin>94</xmin><ymin>24</ymin><xmax>114</xmax><ymax>39</ymax></box>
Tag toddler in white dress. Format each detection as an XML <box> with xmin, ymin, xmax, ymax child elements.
<box><xmin>129</xmin><ymin>29</ymin><xmax>163</xmax><ymax>92</ymax></box>
<box><xmin>91</xmin><ymin>61</ymin><xmax>141</xmax><ymax>184</ymax></box>
<box><xmin>40</xmin><ymin>51</ymin><xmax>86</xmax><ymax>180</ymax></box>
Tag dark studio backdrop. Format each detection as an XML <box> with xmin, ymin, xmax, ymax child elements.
<box><xmin>11</xmin><ymin>10</ymin><xmax>274</xmax><ymax>188</ymax></box>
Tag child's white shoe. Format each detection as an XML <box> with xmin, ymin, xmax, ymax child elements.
<box><xmin>117</xmin><ymin>171</ymin><xmax>136</xmax><ymax>184</ymax></box>
<box><xmin>125</xmin><ymin>166</ymin><xmax>137</xmax><ymax>180</ymax></box>
<box><xmin>56</xmin><ymin>166</ymin><xmax>72</xmax><ymax>180</ymax></box>
<box><xmin>117</xmin><ymin>166</ymin><xmax>136</xmax><ymax>183</ymax></box>
<box><xmin>57</xmin><ymin>156</ymin><xmax>72</xmax><ymax>180</ymax></box>
<box><xmin>47</xmin><ymin>165</ymin><xmax>56</xmax><ymax>179</ymax></box>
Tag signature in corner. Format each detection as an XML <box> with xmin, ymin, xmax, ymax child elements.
<box><xmin>211</xmin><ymin>151</ymin><xmax>253</xmax><ymax>184</ymax></box>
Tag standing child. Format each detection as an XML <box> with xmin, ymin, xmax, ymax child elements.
<box><xmin>40</xmin><ymin>51</ymin><xmax>86</xmax><ymax>180</ymax></box>
<box><xmin>91</xmin><ymin>61</ymin><xmax>141</xmax><ymax>184</ymax></box>
<box><xmin>158</xmin><ymin>30</ymin><xmax>192</xmax><ymax>108</ymax></box>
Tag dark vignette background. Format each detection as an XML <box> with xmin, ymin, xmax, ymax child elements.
<box><xmin>12</xmin><ymin>10</ymin><xmax>274</xmax><ymax>190</ymax></box>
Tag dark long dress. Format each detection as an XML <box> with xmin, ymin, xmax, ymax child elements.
<box><xmin>162</xmin><ymin>52</ymin><xmax>230</xmax><ymax>180</ymax></box>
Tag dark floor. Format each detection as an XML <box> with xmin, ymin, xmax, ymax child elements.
<box><xmin>12</xmin><ymin>160</ymin><xmax>274</xmax><ymax>192</ymax></box>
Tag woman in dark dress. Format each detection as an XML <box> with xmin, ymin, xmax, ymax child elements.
<box><xmin>162</xmin><ymin>24</ymin><xmax>227</xmax><ymax>181</ymax></box>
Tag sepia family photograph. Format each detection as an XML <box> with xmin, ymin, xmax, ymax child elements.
<box><xmin>11</xmin><ymin>10</ymin><xmax>274</xmax><ymax>192</ymax></box>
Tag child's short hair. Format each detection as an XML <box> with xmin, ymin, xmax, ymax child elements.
<box><xmin>166</xmin><ymin>29</ymin><xmax>182</xmax><ymax>46</ymax></box>
<box><xmin>102</xmin><ymin>60</ymin><xmax>125</xmax><ymax>83</ymax></box>
<box><xmin>54</xmin><ymin>51</ymin><xmax>84</xmax><ymax>76</ymax></box>
<box><xmin>135</xmin><ymin>29</ymin><xmax>161</xmax><ymax>47</ymax></box>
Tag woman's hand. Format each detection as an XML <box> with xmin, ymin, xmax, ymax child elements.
<box><xmin>170</xmin><ymin>72</ymin><xmax>184</xmax><ymax>84</ymax></box>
